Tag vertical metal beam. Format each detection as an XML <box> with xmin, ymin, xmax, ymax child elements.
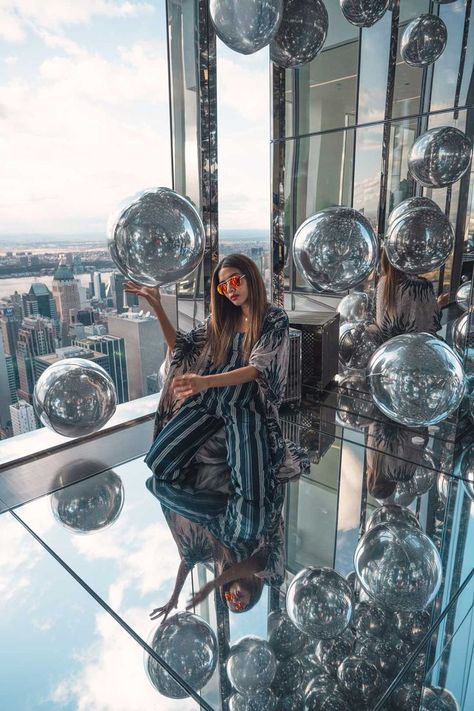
<box><xmin>271</xmin><ymin>65</ymin><xmax>286</xmax><ymax>307</ymax></box>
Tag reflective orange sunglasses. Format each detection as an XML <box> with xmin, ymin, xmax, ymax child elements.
<box><xmin>224</xmin><ymin>591</ymin><xmax>245</xmax><ymax>610</ymax></box>
<box><xmin>216</xmin><ymin>273</ymin><xmax>246</xmax><ymax>296</ymax></box>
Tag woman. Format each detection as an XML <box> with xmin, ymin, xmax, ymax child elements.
<box><xmin>376</xmin><ymin>249</ymin><xmax>447</xmax><ymax>340</ymax></box>
<box><xmin>125</xmin><ymin>254</ymin><xmax>309</xmax><ymax>550</ymax></box>
<box><xmin>147</xmin><ymin>493</ymin><xmax>285</xmax><ymax>622</ymax></box>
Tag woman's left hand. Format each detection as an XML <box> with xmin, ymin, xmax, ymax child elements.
<box><xmin>173</xmin><ymin>374</ymin><xmax>209</xmax><ymax>400</ymax></box>
<box><xmin>186</xmin><ymin>581</ymin><xmax>215</xmax><ymax>610</ymax></box>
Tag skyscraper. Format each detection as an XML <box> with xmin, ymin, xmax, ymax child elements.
<box><xmin>0</xmin><ymin>305</ymin><xmax>20</xmax><ymax>357</ymax></box>
<box><xmin>22</xmin><ymin>283</ymin><xmax>58</xmax><ymax>320</ymax></box>
<box><xmin>107</xmin><ymin>313</ymin><xmax>165</xmax><ymax>401</ymax></box>
<box><xmin>34</xmin><ymin>346</ymin><xmax>109</xmax><ymax>381</ymax></box>
<box><xmin>72</xmin><ymin>334</ymin><xmax>129</xmax><ymax>404</ymax></box>
<box><xmin>17</xmin><ymin>316</ymin><xmax>56</xmax><ymax>402</ymax></box>
<box><xmin>5</xmin><ymin>354</ymin><xmax>17</xmax><ymax>405</ymax></box>
<box><xmin>109</xmin><ymin>272</ymin><xmax>126</xmax><ymax>313</ymax></box>
<box><xmin>10</xmin><ymin>399</ymin><xmax>36</xmax><ymax>436</ymax></box>
<box><xmin>52</xmin><ymin>261</ymin><xmax>81</xmax><ymax>344</ymax></box>
<box><xmin>0</xmin><ymin>336</ymin><xmax>12</xmax><ymax>429</ymax></box>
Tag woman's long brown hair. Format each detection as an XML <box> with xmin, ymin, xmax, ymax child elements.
<box><xmin>208</xmin><ymin>253</ymin><xmax>268</xmax><ymax>366</ymax></box>
<box><xmin>380</xmin><ymin>249</ymin><xmax>404</xmax><ymax>316</ymax></box>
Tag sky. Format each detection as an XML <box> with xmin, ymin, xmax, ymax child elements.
<box><xmin>0</xmin><ymin>0</ymin><xmax>270</xmax><ymax>237</ymax></box>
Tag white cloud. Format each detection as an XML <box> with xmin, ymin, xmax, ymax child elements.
<box><xmin>0</xmin><ymin>513</ymin><xmax>49</xmax><ymax>602</ymax></box>
<box><xmin>4</xmin><ymin>55</ymin><xmax>18</xmax><ymax>64</ymax></box>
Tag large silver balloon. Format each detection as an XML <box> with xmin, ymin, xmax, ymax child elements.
<box><xmin>401</xmin><ymin>14</ymin><xmax>447</xmax><ymax>68</ymax></box>
<box><xmin>229</xmin><ymin>688</ymin><xmax>277</xmax><ymax>711</ymax></box>
<box><xmin>352</xmin><ymin>601</ymin><xmax>388</xmax><ymax>638</ymax></box>
<box><xmin>339</xmin><ymin>322</ymin><xmax>383</xmax><ymax>370</ymax></box>
<box><xmin>337</xmin><ymin>655</ymin><xmax>383</xmax><ymax>704</ymax></box>
<box><xmin>227</xmin><ymin>637</ymin><xmax>277</xmax><ymax>693</ymax></box>
<box><xmin>340</xmin><ymin>0</ymin><xmax>389</xmax><ymax>27</ymax></box>
<box><xmin>367</xmin><ymin>504</ymin><xmax>420</xmax><ymax>531</ymax></box>
<box><xmin>455</xmin><ymin>281</ymin><xmax>471</xmax><ymax>311</ymax></box>
<box><xmin>336</xmin><ymin>372</ymin><xmax>378</xmax><ymax>430</ymax></box>
<box><xmin>388</xmin><ymin>196</ymin><xmax>442</xmax><ymax>226</ymax></box>
<box><xmin>293</xmin><ymin>207</ymin><xmax>378</xmax><ymax>294</ymax></box>
<box><xmin>270</xmin><ymin>0</ymin><xmax>327</xmax><ymax>68</ymax></box>
<box><xmin>368</xmin><ymin>334</ymin><xmax>465</xmax><ymax>427</ymax></box>
<box><xmin>421</xmin><ymin>686</ymin><xmax>460</xmax><ymax>710</ymax></box>
<box><xmin>354</xmin><ymin>521</ymin><xmax>443</xmax><ymax>610</ymax></box>
<box><xmin>408</xmin><ymin>127</ymin><xmax>473</xmax><ymax>188</ymax></box>
<box><xmin>107</xmin><ymin>187</ymin><xmax>205</xmax><ymax>287</ymax></box>
<box><xmin>452</xmin><ymin>310</ymin><xmax>474</xmax><ymax>374</ymax></box>
<box><xmin>34</xmin><ymin>358</ymin><xmax>116</xmax><ymax>438</ymax></box>
<box><xmin>385</xmin><ymin>207</ymin><xmax>454</xmax><ymax>275</ymax></box>
<box><xmin>337</xmin><ymin>291</ymin><xmax>373</xmax><ymax>323</ymax></box>
<box><xmin>145</xmin><ymin>612</ymin><xmax>218</xmax><ymax>698</ymax></box>
<box><xmin>286</xmin><ymin>567</ymin><xmax>353</xmax><ymax>639</ymax></box>
<box><xmin>209</xmin><ymin>0</ymin><xmax>283</xmax><ymax>55</ymax></box>
<box><xmin>267</xmin><ymin>610</ymin><xmax>308</xmax><ymax>658</ymax></box>
<box><xmin>394</xmin><ymin>609</ymin><xmax>431</xmax><ymax>646</ymax></box>
<box><xmin>50</xmin><ymin>470</ymin><xmax>124</xmax><ymax>533</ymax></box>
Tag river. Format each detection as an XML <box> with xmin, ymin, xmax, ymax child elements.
<box><xmin>0</xmin><ymin>272</ymin><xmax>113</xmax><ymax>300</ymax></box>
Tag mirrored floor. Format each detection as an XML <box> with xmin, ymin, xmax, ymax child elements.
<box><xmin>5</xmin><ymin>408</ymin><xmax>474</xmax><ymax>710</ymax></box>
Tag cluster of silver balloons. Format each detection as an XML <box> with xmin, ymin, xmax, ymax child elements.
<box><xmin>368</xmin><ymin>333</ymin><xmax>466</xmax><ymax>427</ymax></box>
<box><xmin>34</xmin><ymin>358</ymin><xmax>117</xmax><ymax>438</ymax></box>
<box><xmin>408</xmin><ymin>127</ymin><xmax>473</xmax><ymax>189</ymax></box>
<box><xmin>108</xmin><ymin>187</ymin><xmax>205</xmax><ymax>287</ymax></box>
<box><xmin>293</xmin><ymin>207</ymin><xmax>378</xmax><ymax>294</ymax></box>
<box><xmin>145</xmin><ymin>612</ymin><xmax>217</xmax><ymax>698</ymax></box>
<box><xmin>401</xmin><ymin>14</ymin><xmax>447</xmax><ymax>68</ymax></box>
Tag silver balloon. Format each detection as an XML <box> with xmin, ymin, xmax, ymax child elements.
<box><xmin>278</xmin><ymin>690</ymin><xmax>304</xmax><ymax>711</ymax></box>
<box><xmin>354</xmin><ymin>521</ymin><xmax>443</xmax><ymax>610</ymax></box>
<box><xmin>368</xmin><ymin>333</ymin><xmax>465</xmax><ymax>427</ymax></box>
<box><xmin>337</xmin><ymin>291</ymin><xmax>373</xmax><ymax>323</ymax></box>
<box><xmin>340</xmin><ymin>0</ymin><xmax>389</xmax><ymax>27</ymax></box>
<box><xmin>270</xmin><ymin>0</ymin><xmax>327</xmax><ymax>68</ymax></box>
<box><xmin>456</xmin><ymin>281</ymin><xmax>471</xmax><ymax>311</ymax></box>
<box><xmin>305</xmin><ymin>682</ymin><xmax>351</xmax><ymax>711</ymax></box>
<box><xmin>229</xmin><ymin>688</ymin><xmax>277</xmax><ymax>711</ymax></box>
<box><xmin>209</xmin><ymin>0</ymin><xmax>283</xmax><ymax>55</ymax></box>
<box><xmin>391</xmin><ymin>683</ymin><xmax>425</xmax><ymax>711</ymax></box>
<box><xmin>227</xmin><ymin>637</ymin><xmax>277</xmax><ymax>693</ymax></box>
<box><xmin>385</xmin><ymin>207</ymin><xmax>454</xmax><ymax>274</ymax></box>
<box><xmin>366</xmin><ymin>504</ymin><xmax>420</xmax><ymax>531</ymax></box>
<box><xmin>388</xmin><ymin>196</ymin><xmax>442</xmax><ymax>226</ymax></box>
<box><xmin>336</xmin><ymin>372</ymin><xmax>378</xmax><ymax>429</ymax></box>
<box><xmin>352</xmin><ymin>601</ymin><xmax>388</xmax><ymax>638</ymax></box>
<box><xmin>401</xmin><ymin>14</ymin><xmax>447</xmax><ymax>68</ymax></box>
<box><xmin>337</xmin><ymin>655</ymin><xmax>383</xmax><ymax>704</ymax></box>
<box><xmin>298</xmin><ymin>646</ymin><xmax>327</xmax><ymax>685</ymax></box>
<box><xmin>408</xmin><ymin>127</ymin><xmax>473</xmax><ymax>188</ymax></box>
<box><xmin>145</xmin><ymin>612</ymin><xmax>218</xmax><ymax>698</ymax></box>
<box><xmin>393</xmin><ymin>458</ymin><xmax>437</xmax><ymax>498</ymax></box>
<box><xmin>292</xmin><ymin>207</ymin><xmax>378</xmax><ymax>294</ymax></box>
<box><xmin>34</xmin><ymin>358</ymin><xmax>117</xmax><ymax>438</ymax></box>
<box><xmin>394</xmin><ymin>610</ymin><xmax>431</xmax><ymax>646</ymax></box>
<box><xmin>315</xmin><ymin>634</ymin><xmax>354</xmax><ymax>673</ymax></box>
<box><xmin>107</xmin><ymin>187</ymin><xmax>205</xmax><ymax>287</ymax></box>
<box><xmin>339</xmin><ymin>322</ymin><xmax>383</xmax><ymax>370</ymax></box>
<box><xmin>267</xmin><ymin>610</ymin><xmax>308</xmax><ymax>658</ymax></box>
<box><xmin>356</xmin><ymin>638</ymin><xmax>402</xmax><ymax>679</ymax></box>
<box><xmin>50</xmin><ymin>470</ymin><xmax>124</xmax><ymax>533</ymax></box>
<box><xmin>286</xmin><ymin>567</ymin><xmax>353</xmax><ymax>639</ymax></box>
<box><xmin>421</xmin><ymin>686</ymin><xmax>460</xmax><ymax>711</ymax></box>
<box><xmin>452</xmin><ymin>310</ymin><xmax>474</xmax><ymax>376</ymax></box>
<box><xmin>272</xmin><ymin>658</ymin><xmax>303</xmax><ymax>698</ymax></box>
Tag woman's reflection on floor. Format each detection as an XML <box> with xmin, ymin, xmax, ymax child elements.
<box><xmin>147</xmin><ymin>477</ymin><xmax>285</xmax><ymax>621</ymax></box>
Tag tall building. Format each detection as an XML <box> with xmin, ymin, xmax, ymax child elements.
<box><xmin>22</xmin><ymin>283</ymin><xmax>58</xmax><ymax>320</ymax></box>
<box><xmin>9</xmin><ymin>399</ymin><xmax>36</xmax><ymax>436</ymax></box>
<box><xmin>34</xmin><ymin>346</ymin><xmax>109</xmax><ymax>381</ymax></box>
<box><xmin>17</xmin><ymin>316</ymin><xmax>56</xmax><ymax>402</ymax></box>
<box><xmin>109</xmin><ymin>272</ymin><xmax>126</xmax><ymax>313</ymax></box>
<box><xmin>0</xmin><ymin>305</ymin><xmax>21</xmax><ymax>357</ymax></box>
<box><xmin>72</xmin><ymin>334</ymin><xmax>129</xmax><ymax>404</ymax></box>
<box><xmin>107</xmin><ymin>313</ymin><xmax>165</xmax><ymax>401</ymax></box>
<box><xmin>52</xmin><ymin>261</ymin><xmax>81</xmax><ymax>343</ymax></box>
<box><xmin>5</xmin><ymin>354</ymin><xmax>17</xmax><ymax>405</ymax></box>
<box><xmin>0</xmin><ymin>336</ymin><xmax>12</xmax><ymax>429</ymax></box>
<box><xmin>93</xmin><ymin>272</ymin><xmax>106</xmax><ymax>301</ymax></box>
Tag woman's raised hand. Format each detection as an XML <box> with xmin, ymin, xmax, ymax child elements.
<box><xmin>123</xmin><ymin>281</ymin><xmax>161</xmax><ymax>304</ymax></box>
<box><xmin>149</xmin><ymin>596</ymin><xmax>178</xmax><ymax>624</ymax></box>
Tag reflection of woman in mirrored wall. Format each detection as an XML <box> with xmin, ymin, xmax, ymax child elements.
<box><xmin>149</xmin><ymin>501</ymin><xmax>284</xmax><ymax>622</ymax></box>
<box><xmin>376</xmin><ymin>250</ymin><xmax>448</xmax><ymax>340</ymax></box>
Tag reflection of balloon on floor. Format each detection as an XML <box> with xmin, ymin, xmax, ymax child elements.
<box><xmin>209</xmin><ymin>0</ymin><xmax>283</xmax><ymax>54</ymax></box>
<box><xmin>34</xmin><ymin>358</ymin><xmax>117</xmax><ymax>437</ymax></box>
<box><xmin>286</xmin><ymin>567</ymin><xmax>353</xmax><ymax>639</ymax></box>
<box><xmin>367</xmin><ymin>504</ymin><xmax>420</xmax><ymax>531</ymax></box>
<box><xmin>50</xmin><ymin>470</ymin><xmax>124</xmax><ymax>534</ymax></box>
<box><xmin>108</xmin><ymin>187</ymin><xmax>205</xmax><ymax>287</ymax></box>
<box><xmin>339</xmin><ymin>322</ymin><xmax>383</xmax><ymax>370</ymax></box>
<box><xmin>455</xmin><ymin>281</ymin><xmax>471</xmax><ymax>311</ymax></box>
<box><xmin>271</xmin><ymin>0</ymin><xmax>327</xmax><ymax>68</ymax></box>
<box><xmin>145</xmin><ymin>612</ymin><xmax>217</xmax><ymax>698</ymax></box>
<box><xmin>340</xmin><ymin>0</ymin><xmax>389</xmax><ymax>27</ymax></box>
<box><xmin>292</xmin><ymin>207</ymin><xmax>377</xmax><ymax>293</ymax></box>
<box><xmin>267</xmin><ymin>609</ymin><xmax>308</xmax><ymax>658</ymax></box>
<box><xmin>401</xmin><ymin>14</ymin><xmax>447</xmax><ymax>67</ymax></box>
<box><xmin>408</xmin><ymin>127</ymin><xmax>473</xmax><ymax>188</ymax></box>
<box><xmin>228</xmin><ymin>687</ymin><xmax>277</xmax><ymax>711</ymax></box>
<box><xmin>385</xmin><ymin>207</ymin><xmax>454</xmax><ymax>274</ymax></box>
<box><xmin>336</xmin><ymin>372</ymin><xmax>378</xmax><ymax>429</ymax></box>
<box><xmin>337</xmin><ymin>291</ymin><xmax>373</xmax><ymax>324</ymax></box>
<box><xmin>368</xmin><ymin>334</ymin><xmax>465</xmax><ymax>427</ymax></box>
<box><xmin>388</xmin><ymin>196</ymin><xmax>442</xmax><ymax>226</ymax></box>
<box><xmin>354</xmin><ymin>521</ymin><xmax>442</xmax><ymax>610</ymax></box>
<box><xmin>227</xmin><ymin>637</ymin><xmax>277</xmax><ymax>693</ymax></box>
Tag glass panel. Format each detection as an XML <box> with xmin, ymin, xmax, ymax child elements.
<box><xmin>358</xmin><ymin>12</ymin><xmax>391</xmax><ymax>125</ymax></box>
<box><xmin>430</xmin><ymin>0</ymin><xmax>469</xmax><ymax>113</ymax></box>
<box><xmin>392</xmin><ymin>0</ymin><xmax>430</xmax><ymax>120</ymax></box>
<box><xmin>0</xmin><ymin>511</ymin><xmax>198</xmax><ymax>709</ymax></box>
